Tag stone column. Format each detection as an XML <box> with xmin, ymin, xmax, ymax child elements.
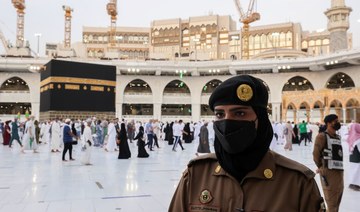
<box><xmin>31</xmin><ymin>102</ymin><xmax>40</xmax><ymax>120</ymax></box>
<box><xmin>282</xmin><ymin>108</ymin><xmax>287</xmax><ymax>122</ymax></box>
<box><xmin>116</xmin><ymin>103</ymin><xmax>122</xmax><ymax>119</ymax></box>
<box><xmin>192</xmin><ymin>103</ymin><xmax>201</xmax><ymax>122</ymax></box>
<box><xmin>342</xmin><ymin>108</ymin><xmax>347</xmax><ymax>123</ymax></box>
<box><xmin>271</xmin><ymin>102</ymin><xmax>281</xmax><ymax>122</ymax></box>
<box><xmin>320</xmin><ymin>108</ymin><xmax>325</xmax><ymax>123</ymax></box>
<box><xmin>153</xmin><ymin>103</ymin><xmax>162</xmax><ymax>120</ymax></box>
<box><xmin>353</xmin><ymin>108</ymin><xmax>357</xmax><ymax>122</ymax></box>
<box><xmin>324</xmin><ymin>106</ymin><xmax>330</xmax><ymax>116</ymax></box>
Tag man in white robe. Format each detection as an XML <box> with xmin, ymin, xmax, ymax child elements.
<box><xmin>22</xmin><ymin>116</ymin><xmax>38</xmax><ymax>153</ymax></box>
<box><xmin>81</xmin><ymin>119</ymin><xmax>93</xmax><ymax>165</ymax></box>
<box><xmin>44</xmin><ymin>121</ymin><xmax>51</xmax><ymax>144</ymax></box>
<box><xmin>207</xmin><ymin>121</ymin><xmax>215</xmax><ymax>146</ymax></box>
<box><xmin>105</xmin><ymin>119</ymin><xmax>117</xmax><ymax>152</ymax></box>
<box><xmin>51</xmin><ymin>118</ymin><xmax>61</xmax><ymax>152</ymax></box>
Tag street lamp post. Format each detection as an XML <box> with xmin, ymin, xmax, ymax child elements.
<box><xmin>34</xmin><ymin>33</ymin><xmax>42</xmax><ymax>57</ymax></box>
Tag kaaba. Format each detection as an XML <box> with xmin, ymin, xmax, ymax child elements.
<box><xmin>40</xmin><ymin>60</ymin><xmax>116</xmax><ymax>121</ymax></box>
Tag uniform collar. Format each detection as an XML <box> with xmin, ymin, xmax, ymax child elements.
<box><xmin>213</xmin><ymin>151</ymin><xmax>276</xmax><ymax>182</ymax></box>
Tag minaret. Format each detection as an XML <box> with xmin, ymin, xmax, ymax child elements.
<box><xmin>325</xmin><ymin>0</ymin><xmax>352</xmax><ymax>52</ymax></box>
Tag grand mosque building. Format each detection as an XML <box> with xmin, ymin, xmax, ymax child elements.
<box><xmin>1</xmin><ymin>0</ymin><xmax>359</xmax><ymax>123</ymax></box>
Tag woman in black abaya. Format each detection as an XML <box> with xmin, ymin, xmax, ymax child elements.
<box><xmin>134</xmin><ymin>126</ymin><xmax>149</xmax><ymax>158</ymax></box>
<box><xmin>118</xmin><ymin>123</ymin><xmax>131</xmax><ymax>159</ymax></box>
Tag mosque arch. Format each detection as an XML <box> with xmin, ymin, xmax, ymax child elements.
<box><xmin>162</xmin><ymin>80</ymin><xmax>192</xmax><ymax>117</ymax></box>
<box><xmin>287</xmin><ymin>103</ymin><xmax>297</xmax><ymax>110</ymax></box>
<box><xmin>163</xmin><ymin>80</ymin><xmax>190</xmax><ymax>94</ymax></box>
<box><xmin>312</xmin><ymin>101</ymin><xmax>325</xmax><ymax>123</ymax></box>
<box><xmin>330</xmin><ymin>99</ymin><xmax>343</xmax><ymax>108</ymax></box>
<box><xmin>326</xmin><ymin>72</ymin><xmax>355</xmax><ymax>89</ymax></box>
<box><xmin>124</xmin><ymin>79</ymin><xmax>152</xmax><ymax>94</ymax></box>
<box><xmin>201</xmin><ymin>79</ymin><xmax>222</xmax><ymax>94</ymax></box>
<box><xmin>345</xmin><ymin>98</ymin><xmax>360</xmax><ymax>123</ymax></box>
<box><xmin>299</xmin><ymin>102</ymin><xmax>310</xmax><ymax>110</ymax></box>
<box><xmin>285</xmin><ymin>102</ymin><xmax>297</xmax><ymax>122</ymax></box>
<box><xmin>313</xmin><ymin>101</ymin><xmax>324</xmax><ymax>109</ymax></box>
<box><xmin>298</xmin><ymin>102</ymin><xmax>311</xmax><ymax>122</ymax></box>
<box><xmin>0</xmin><ymin>77</ymin><xmax>29</xmax><ymax>91</ymax></box>
<box><xmin>282</xmin><ymin>76</ymin><xmax>314</xmax><ymax>91</ymax></box>
<box><xmin>329</xmin><ymin>99</ymin><xmax>344</xmax><ymax>122</ymax></box>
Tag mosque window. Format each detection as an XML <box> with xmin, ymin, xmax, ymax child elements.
<box><xmin>286</xmin><ymin>31</ymin><xmax>293</xmax><ymax>46</ymax></box>
<box><xmin>201</xmin><ymin>104</ymin><xmax>213</xmax><ymax>116</ymax></box>
<box><xmin>125</xmin><ymin>79</ymin><xmax>152</xmax><ymax>94</ymax></box>
<box><xmin>0</xmin><ymin>77</ymin><xmax>29</xmax><ymax>91</ymax></box>
<box><xmin>164</xmin><ymin>80</ymin><xmax>190</xmax><ymax>94</ymax></box>
<box><xmin>282</xmin><ymin>76</ymin><xmax>314</xmax><ymax>91</ymax></box>
<box><xmin>326</xmin><ymin>72</ymin><xmax>355</xmax><ymax>89</ymax></box>
<box><xmin>261</xmin><ymin>34</ymin><xmax>267</xmax><ymax>48</ymax></box>
<box><xmin>83</xmin><ymin>35</ymin><xmax>89</xmax><ymax>43</ymax></box>
<box><xmin>122</xmin><ymin>104</ymin><xmax>153</xmax><ymax>116</ymax></box>
<box><xmin>161</xmin><ymin>104</ymin><xmax>192</xmax><ymax>116</ymax></box>
<box><xmin>279</xmin><ymin>32</ymin><xmax>286</xmax><ymax>47</ymax></box>
<box><xmin>341</xmin><ymin>14</ymin><xmax>346</xmax><ymax>21</ymax></box>
<box><xmin>0</xmin><ymin>103</ymin><xmax>32</xmax><ymax>115</ymax></box>
<box><xmin>302</xmin><ymin>41</ymin><xmax>308</xmax><ymax>49</ymax></box>
<box><xmin>254</xmin><ymin>35</ymin><xmax>260</xmax><ymax>49</ymax></box>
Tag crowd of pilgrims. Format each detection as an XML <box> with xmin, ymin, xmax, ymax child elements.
<box><xmin>0</xmin><ymin>116</ymin><xmax>360</xmax><ymax>191</ymax></box>
<box><xmin>0</xmin><ymin>117</ymin><xmax>214</xmax><ymax>163</ymax></box>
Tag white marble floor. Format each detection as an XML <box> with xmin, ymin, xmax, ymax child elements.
<box><xmin>0</xmin><ymin>140</ymin><xmax>358</xmax><ymax>212</ymax></box>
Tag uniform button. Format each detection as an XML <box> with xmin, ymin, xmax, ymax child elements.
<box><xmin>264</xmin><ymin>169</ymin><xmax>273</xmax><ymax>179</ymax></box>
<box><xmin>215</xmin><ymin>165</ymin><xmax>221</xmax><ymax>173</ymax></box>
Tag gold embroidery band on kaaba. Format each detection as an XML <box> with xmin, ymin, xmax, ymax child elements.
<box><xmin>91</xmin><ymin>86</ymin><xmax>104</xmax><ymax>92</ymax></box>
<box><xmin>65</xmin><ymin>84</ymin><xmax>80</xmax><ymax>90</ymax></box>
<box><xmin>40</xmin><ymin>76</ymin><xmax>116</xmax><ymax>87</ymax></box>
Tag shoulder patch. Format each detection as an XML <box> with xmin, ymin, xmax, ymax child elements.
<box><xmin>187</xmin><ymin>153</ymin><xmax>217</xmax><ymax>167</ymax></box>
<box><xmin>272</xmin><ymin>151</ymin><xmax>315</xmax><ymax>179</ymax></box>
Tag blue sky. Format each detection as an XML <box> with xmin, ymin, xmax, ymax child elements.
<box><xmin>0</xmin><ymin>0</ymin><xmax>359</xmax><ymax>55</ymax></box>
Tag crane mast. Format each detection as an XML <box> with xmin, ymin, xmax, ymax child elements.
<box><xmin>0</xmin><ymin>30</ymin><xmax>10</xmax><ymax>53</ymax></box>
<box><xmin>107</xmin><ymin>0</ymin><xmax>118</xmax><ymax>47</ymax></box>
<box><xmin>11</xmin><ymin>0</ymin><xmax>26</xmax><ymax>48</ymax></box>
<box><xmin>233</xmin><ymin>0</ymin><xmax>260</xmax><ymax>60</ymax></box>
<box><xmin>63</xmin><ymin>5</ymin><xmax>73</xmax><ymax>49</ymax></box>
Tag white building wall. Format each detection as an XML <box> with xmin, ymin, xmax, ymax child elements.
<box><xmin>1</xmin><ymin>56</ymin><xmax>360</xmax><ymax>122</ymax></box>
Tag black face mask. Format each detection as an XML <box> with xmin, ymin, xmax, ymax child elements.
<box><xmin>214</xmin><ymin>119</ymin><xmax>257</xmax><ymax>154</ymax></box>
<box><xmin>333</xmin><ymin>122</ymin><xmax>341</xmax><ymax>131</ymax></box>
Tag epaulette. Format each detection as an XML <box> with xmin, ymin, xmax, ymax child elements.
<box><xmin>187</xmin><ymin>153</ymin><xmax>218</xmax><ymax>167</ymax></box>
<box><xmin>272</xmin><ymin>151</ymin><xmax>315</xmax><ymax>180</ymax></box>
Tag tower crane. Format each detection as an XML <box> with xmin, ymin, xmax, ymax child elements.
<box><xmin>107</xmin><ymin>0</ymin><xmax>118</xmax><ymax>47</ymax></box>
<box><xmin>233</xmin><ymin>0</ymin><xmax>260</xmax><ymax>60</ymax></box>
<box><xmin>62</xmin><ymin>5</ymin><xmax>73</xmax><ymax>49</ymax></box>
<box><xmin>11</xmin><ymin>0</ymin><xmax>26</xmax><ymax>48</ymax></box>
<box><xmin>0</xmin><ymin>30</ymin><xmax>10</xmax><ymax>54</ymax></box>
